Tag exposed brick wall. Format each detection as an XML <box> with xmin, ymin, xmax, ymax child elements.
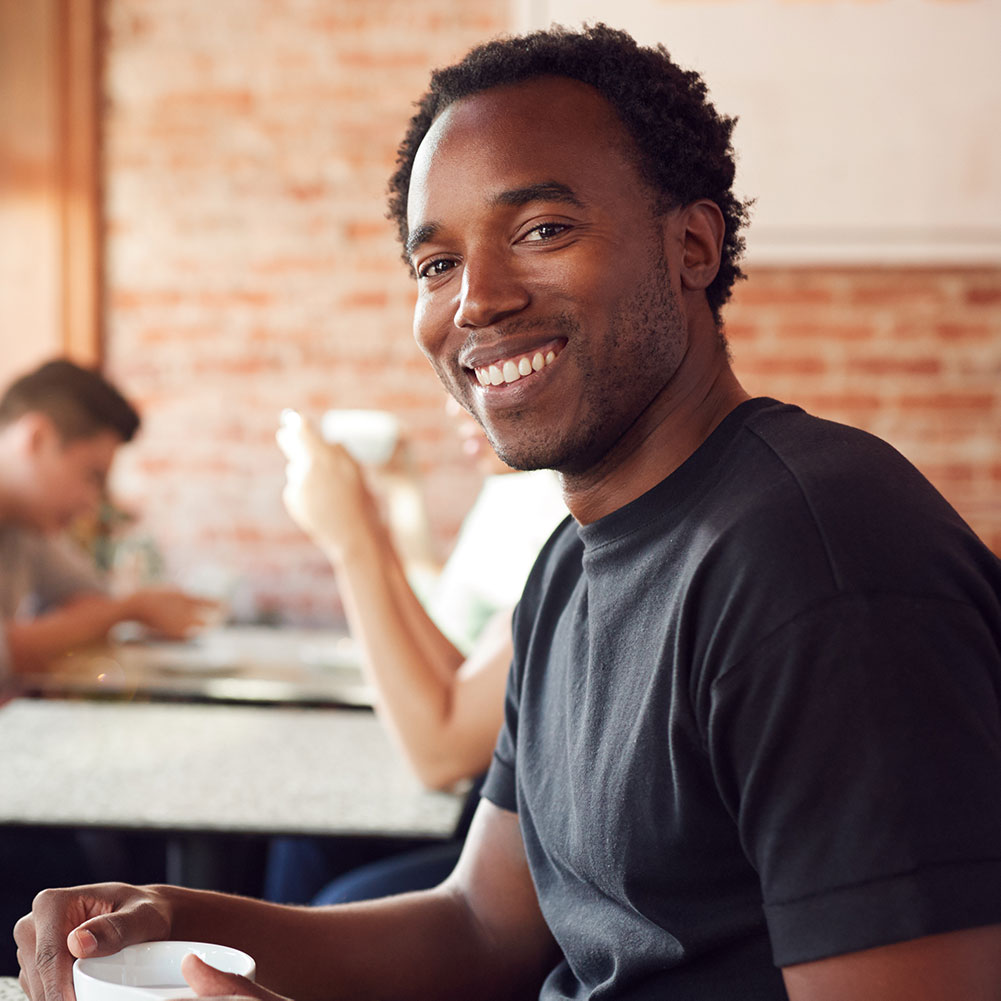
<box><xmin>101</xmin><ymin>0</ymin><xmax>508</xmax><ymax>624</ymax></box>
<box><xmin>727</xmin><ymin>268</ymin><xmax>1001</xmax><ymax>556</ymax></box>
<box><xmin>99</xmin><ymin>2</ymin><xmax>1001</xmax><ymax>625</ymax></box>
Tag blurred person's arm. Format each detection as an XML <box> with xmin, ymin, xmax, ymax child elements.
<box><xmin>16</xmin><ymin>800</ymin><xmax>559</xmax><ymax>1001</ymax></box>
<box><xmin>4</xmin><ymin>588</ymin><xmax>218</xmax><ymax>673</ymax></box>
<box><xmin>278</xmin><ymin>411</ymin><xmax>508</xmax><ymax>789</ymax></box>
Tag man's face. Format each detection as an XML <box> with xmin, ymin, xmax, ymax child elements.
<box><xmin>406</xmin><ymin>76</ymin><xmax>690</xmax><ymax>475</ymax></box>
<box><xmin>21</xmin><ymin>421</ymin><xmax>120</xmax><ymax>532</ymax></box>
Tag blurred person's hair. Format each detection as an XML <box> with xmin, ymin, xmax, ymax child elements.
<box><xmin>387</xmin><ymin>22</ymin><xmax>750</xmax><ymax>326</ymax></box>
<box><xmin>0</xmin><ymin>359</ymin><xmax>140</xmax><ymax>443</ymax></box>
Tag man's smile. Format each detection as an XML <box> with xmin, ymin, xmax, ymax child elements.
<box><xmin>470</xmin><ymin>341</ymin><xmax>564</xmax><ymax>387</ymax></box>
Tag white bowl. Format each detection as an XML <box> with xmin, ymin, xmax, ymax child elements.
<box><xmin>73</xmin><ymin>941</ymin><xmax>255</xmax><ymax>1000</ymax></box>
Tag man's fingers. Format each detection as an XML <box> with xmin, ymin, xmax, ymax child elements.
<box><xmin>70</xmin><ymin>908</ymin><xmax>163</xmax><ymax>959</ymax></box>
<box><xmin>277</xmin><ymin>409</ymin><xmax>330</xmax><ymax>459</ymax></box>
<box><xmin>15</xmin><ymin>884</ymin><xmax>172</xmax><ymax>1001</ymax></box>
<box><xmin>277</xmin><ymin>409</ymin><xmax>315</xmax><ymax>462</ymax></box>
<box><xmin>181</xmin><ymin>954</ymin><xmax>284</xmax><ymax>1001</ymax></box>
<box><xmin>14</xmin><ymin>890</ymin><xmax>77</xmax><ymax>1001</ymax></box>
<box><xmin>14</xmin><ymin>924</ymin><xmax>44</xmax><ymax>1001</ymax></box>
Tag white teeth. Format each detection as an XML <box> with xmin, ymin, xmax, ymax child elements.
<box><xmin>474</xmin><ymin>348</ymin><xmax>558</xmax><ymax>388</ymax></box>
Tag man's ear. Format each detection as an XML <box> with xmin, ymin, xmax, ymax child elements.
<box><xmin>678</xmin><ymin>199</ymin><xmax>724</xmax><ymax>292</ymax></box>
<box><xmin>15</xmin><ymin>412</ymin><xmax>61</xmax><ymax>456</ymax></box>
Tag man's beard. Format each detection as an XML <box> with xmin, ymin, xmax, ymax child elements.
<box><xmin>475</xmin><ymin>249</ymin><xmax>686</xmax><ymax>477</ymax></box>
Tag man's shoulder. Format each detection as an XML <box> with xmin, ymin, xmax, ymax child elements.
<box><xmin>719</xmin><ymin>400</ymin><xmax>1001</xmax><ymax>604</ymax></box>
<box><xmin>740</xmin><ymin>399</ymin><xmax>907</xmax><ymax>470</ymax></box>
<box><xmin>729</xmin><ymin>400</ymin><xmax>958</xmax><ymax>531</ymax></box>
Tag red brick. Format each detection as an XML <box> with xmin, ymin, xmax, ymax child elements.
<box><xmin>793</xmin><ymin>393</ymin><xmax>884</xmax><ymax>414</ymax></box>
<box><xmin>848</xmin><ymin>281</ymin><xmax>949</xmax><ymax>308</ymax></box>
<box><xmin>934</xmin><ymin>322</ymin><xmax>994</xmax><ymax>341</ymax></box>
<box><xmin>896</xmin><ymin>392</ymin><xmax>997</xmax><ymax>412</ymax></box>
<box><xmin>776</xmin><ymin>322</ymin><xmax>874</xmax><ymax>341</ymax></box>
<box><xmin>340</xmin><ymin>290</ymin><xmax>390</xmax><ymax>309</ymax></box>
<box><xmin>917</xmin><ymin>462</ymin><xmax>977</xmax><ymax>484</ymax></box>
<box><xmin>847</xmin><ymin>357</ymin><xmax>942</xmax><ymax>376</ymax></box>
<box><xmin>965</xmin><ymin>287</ymin><xmax>1001</xmax><ymax>307</ymax></box>
<box><xmin>737</xmin><ymin>356</ymin><xmax>828</xmax><ymax>376</ymax></box>
<box><xmin>732</xmin><ymin>286</ymin><xmax>835</xmax><ymax>309</ymax></box>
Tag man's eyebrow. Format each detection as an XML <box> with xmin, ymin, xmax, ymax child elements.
<box><xmin>493</xmin><ymin>181</ymin><xmax>584</xmax><ymax>209</ymax></box>
<box><xmin>406</xmin><ymin>222</ymin><xmax>439</xmax><ymax>260</ymax></box>
<box><xmin>406</xmin><ymin>182</ymin><xmax>584</xmax><ymax>260</ymax></box>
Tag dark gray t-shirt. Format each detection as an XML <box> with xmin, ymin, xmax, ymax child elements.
<box><xmin>482</xmin><ymin>398</ymin><xmax>1001</xmax><ymax>1000</ymax></box>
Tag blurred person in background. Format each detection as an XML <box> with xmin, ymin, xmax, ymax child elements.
<box><xmin>0</xmin><ymin>358</ymin><xmax>217</xmax><ymax>976</ymax></box>
<box><xmin>267</xmin><ymin>399</ymin><xmax>566</xmax><ymax>904</ymax></box>
<box><xmin>0</xmin><ymin>358</ymin><xmax>217</xmax><ymax>682</ymax></box>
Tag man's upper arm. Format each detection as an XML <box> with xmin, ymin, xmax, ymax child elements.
<box><xmin>445</xmin><ymin>797</ymin><xmax>559</xmax><ymax>990</ymax></box>
<box><xmin>782</xmin><ymin>924</ymin><xmax>1001</xmax><ymax>1001</ymax></box>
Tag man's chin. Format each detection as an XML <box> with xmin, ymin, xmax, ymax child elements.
<box><xmin>489</xmin><ymin>441</ymin><xmax>561</xmax><ymax>473</ymax></box>
<box><xmin>488</xmin><ymin>427</ymin><xmax>600</xmax><ymax>475</ymax></box>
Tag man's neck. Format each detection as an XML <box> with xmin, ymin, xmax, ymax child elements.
<box><xmin>559</xmin><ymin>351</ymin><xmax>749</xmax><ymax>526</ymax></box>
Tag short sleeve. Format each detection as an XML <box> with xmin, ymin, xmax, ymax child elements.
<box><xmin>707</xmin><ymin>592</ymin><xmax>1001</xmax><ymax>966</ymax></box>
<box><xmin>28</xmin><ymin>536</ymin><xmax>107</xmax><ymax>612</ymax></box>
<box><xmin>480</xmin><ymin>615</ymin><xmax>522</xmax><ymax>814</ymax></box>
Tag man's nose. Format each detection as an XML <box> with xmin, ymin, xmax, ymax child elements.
<box><xmin>453</xmin><ymin>254</ymin><xmax>530</xmax><ymax>329</ymax></box>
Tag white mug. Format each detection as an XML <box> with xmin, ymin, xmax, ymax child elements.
<box><xmin>72</xmin><ymin>940</ymin><xmax>255</xmax><ymax>1000</ymax></box>
<box><xmin>320</xmin><ymin>409</ymin><xmax>400</xmax><ymax>465</ymax></box>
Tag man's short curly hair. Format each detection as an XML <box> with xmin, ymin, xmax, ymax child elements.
<box><xmin>387</xmin><ymin>23</ymin><xmax>750</xmax><ymax>324</ymax></box>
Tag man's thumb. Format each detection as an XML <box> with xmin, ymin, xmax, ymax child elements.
<box><xmin>181</xmin><ymin>952</ymin><xmax>256</xmax><ymax>997</ymax></box>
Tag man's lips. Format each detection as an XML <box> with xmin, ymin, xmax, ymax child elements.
<box><xmin>466</xmin><ymin>339</ymin><xmax>566</xmax><ymax>388</ymax></box>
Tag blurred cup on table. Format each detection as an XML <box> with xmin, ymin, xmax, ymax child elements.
<box><xmin>73</xmin><ymin>940</ymin><xmax>255</xmax><ymax>1000</ymax></box>
<box><xmin>178</xmin><ymin>563</ymin><xmax>241</xmax><ymax>630</ymax></box>
<box><xmin>321</xmin><ymin>409</ymin><xmax>400</xmax><ymax>466</ymax></box>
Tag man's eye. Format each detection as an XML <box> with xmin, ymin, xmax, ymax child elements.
<box><xmin>418</xmin><ymin>258</ymin><xmax>455</xmax><ymax>279</ymax></box>
<box><xmin>523</xmin><ymin>222</ymin><xmax>569</xmax><ymax>242</ymax></box>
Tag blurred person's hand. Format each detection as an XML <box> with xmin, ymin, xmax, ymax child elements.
<box><xmin>277</xmin><ymin>409</ymin><xmax>374</xmax><ymax>560</ymax></box>
<box><xmin>127</xmin><ymin>587</ymin><xmax>221</xmax><ymax>639</ymax></box>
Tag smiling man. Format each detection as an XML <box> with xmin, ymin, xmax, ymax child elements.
<box><xmin>14</xmin><ymin>25</ymin><xmax>1001</xmax><ymax>1001</ymax></box>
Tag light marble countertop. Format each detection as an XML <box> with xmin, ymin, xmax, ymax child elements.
<box><xmin>0</xmin><ymin>698</ymin><xmax>463</xmax><ymax>839</ymax></box>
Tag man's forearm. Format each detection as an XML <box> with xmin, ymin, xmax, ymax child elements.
<box><xmin>164</xmin><ymin>882</ymin><xmax>548</xmax><ymax>1001</ymax></box>
<box><xmin>4</xmin><ymin>593</ymin><xmax>131</xmax><ymax>672</ymax></box>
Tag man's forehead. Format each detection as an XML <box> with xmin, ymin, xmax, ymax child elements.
<box><xmin>406</xmin><ymin>77</ymin><xmax>632</xmax><ymax>227</ymax></box>
<box><xmin>420</xmin><ymin>76</ymin><xmax>619</xmax><ymax>160</ymax></box>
